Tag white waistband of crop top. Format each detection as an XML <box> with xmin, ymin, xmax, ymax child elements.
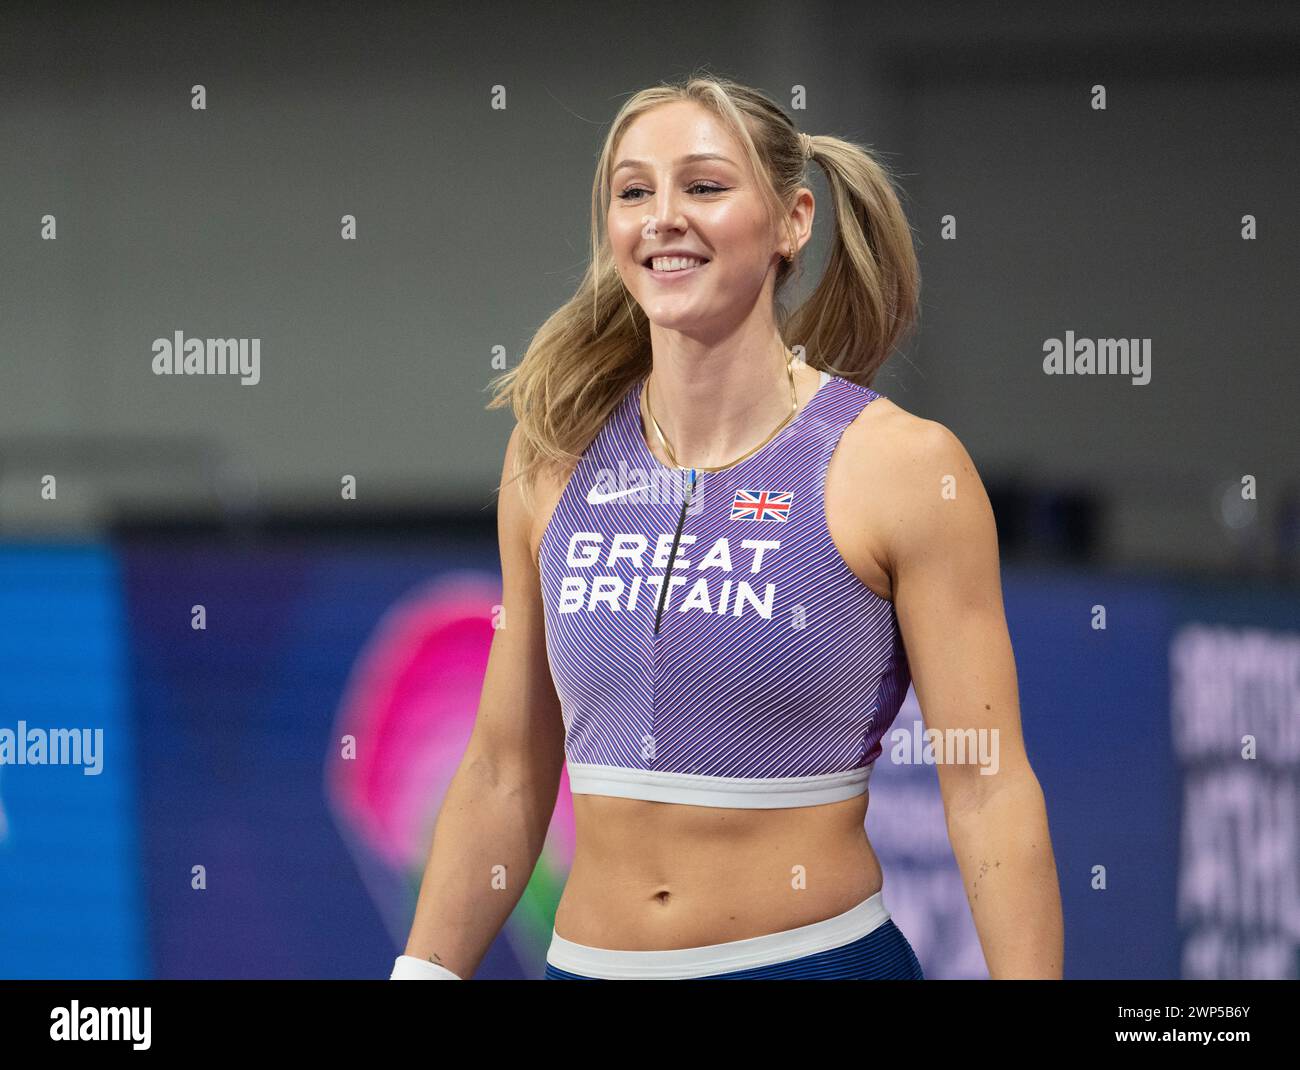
<box><xmin>565</xmin><ymin>762</ymin><xmax>874</xmax><ymax>808</ymax></box>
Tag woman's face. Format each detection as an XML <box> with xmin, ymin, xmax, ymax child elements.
<box><xmin>607</xmin><ymin>100</ymin><xmax>786</xmax><ymax>335</ymax></box>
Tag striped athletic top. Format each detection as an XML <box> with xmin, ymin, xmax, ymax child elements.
<box><xmin>536</xmin><ymin>368</ymin><xmax>911</xmax><ymax>808</ymax></box>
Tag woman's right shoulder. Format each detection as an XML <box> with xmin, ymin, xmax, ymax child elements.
<box><xmin>500</xmin><ymin>423</ymin><xmax>575</xmax><ymax>568</ymax></box>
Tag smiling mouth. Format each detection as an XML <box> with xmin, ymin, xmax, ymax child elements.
<box><xmin>643</xmin><ymin>256</ymin><xmax>710</xmax><ymax>275</ymax></box>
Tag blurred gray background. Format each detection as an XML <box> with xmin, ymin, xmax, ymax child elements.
<box><xmin>2</xmin><ymin>0</ymin><xmax>1297</xmax><ymax>577</ymax></box>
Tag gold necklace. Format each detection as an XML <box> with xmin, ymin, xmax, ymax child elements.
<box><xmin>642</xmin><ymin>351</ymin><xmax>798</xmax><ymax>472</ymax></box>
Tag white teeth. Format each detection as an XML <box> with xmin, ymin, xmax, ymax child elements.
<box><xmin>650</xmin><ymin>256</ymin><xmax>706</xmax><ymax>272</ymax></box>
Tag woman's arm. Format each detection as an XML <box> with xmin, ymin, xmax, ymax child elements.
<box><xmin>399</xmin><ymin>424</ymin><xmax>567</xmax><ymax>978</ymax></box>
<box><xmin>870</xmin><ymin>407</ymin><xmax>1064</xmax><ymax>979</ymax></box>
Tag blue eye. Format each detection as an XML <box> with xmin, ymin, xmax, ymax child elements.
<box><xmin>617</xmin><ymin>183</ymin><xmax>728</xmax><ymax>201</ymax></box>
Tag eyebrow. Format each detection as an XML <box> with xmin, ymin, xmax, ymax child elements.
<box><xmin>611</xmin><ymin>152</ymin><xmax>736</xmax><ymax>175</ymax></box>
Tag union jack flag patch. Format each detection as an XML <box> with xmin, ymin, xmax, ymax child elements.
<box><xmin>730</xmin><ymin>488</ymin><xmax>793</xmax><ymax>521</ymax></box>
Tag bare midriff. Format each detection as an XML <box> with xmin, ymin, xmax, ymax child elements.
<box><xmin>552</xmin><ymin>791</ymin><xmax>883</xmax><ymax>950</ymax></box>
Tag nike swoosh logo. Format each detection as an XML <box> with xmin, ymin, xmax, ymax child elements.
<box><xmin>586</xmin><ymin>484</ymin><xmax>650</xmax><ymax>504</ymax></box>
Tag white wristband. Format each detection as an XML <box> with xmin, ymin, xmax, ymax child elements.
<box><xmin>390</xmin><ymin>954</ymin><xmax>462</xmax><ymax>980</ymax></box>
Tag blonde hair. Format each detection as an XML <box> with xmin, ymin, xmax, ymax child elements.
<box><xmin>486</xmin><ymin>72</ymin><xmax>920</xmax><ymax>509</ymax></box>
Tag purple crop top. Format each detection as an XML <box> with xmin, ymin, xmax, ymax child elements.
<box><xmin>536</xmin><ymin>369</ymin><xmax>911</xmax><ymax>808</ymax></box>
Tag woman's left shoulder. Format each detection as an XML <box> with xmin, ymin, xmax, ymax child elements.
<box><xmin>826</xmin><ymin>388</ymin><xmax>993</xmax><ymax>586</ymax></box>
<box><xmin>843</xmin><ymin>390</ymin><xmax>979</xmax><ymax>481</ymax></box>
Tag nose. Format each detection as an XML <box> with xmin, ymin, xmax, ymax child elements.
<box><xmin>643</xmin><ymin>180</ymin><xmax>687</xmax><ymax>238</ymax></box>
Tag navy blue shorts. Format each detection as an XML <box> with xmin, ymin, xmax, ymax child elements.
<box><xmin>544</xmin><ymin>916</ymin><xmax>924</xmax><ymax>980</ymax></box>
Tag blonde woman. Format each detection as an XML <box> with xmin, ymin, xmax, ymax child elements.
<box><xmin>392</xmin><ymin>74</ymin><xmax>1063</xmax><ymax>980</ymax></box>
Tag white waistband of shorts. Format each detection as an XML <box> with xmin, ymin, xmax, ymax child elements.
<box><xmin>547</xmin><ymin>890</ymin><xmax>891</xmax><ymax>979</ymax></box>
<box><xmin>564</xmin><ymin>762</ymin><xmax>873</xmax><ymax>808</ymax></box>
